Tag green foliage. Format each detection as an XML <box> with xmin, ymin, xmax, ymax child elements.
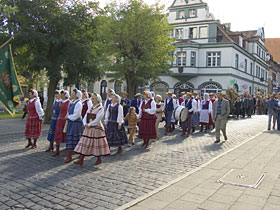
<box><xmin>103</xmin><ymin>0</ymin><xmax>175</xmax><ymax>97</ymax></box>
<box><xmin>0</xmin><ymin>1</ymin><xmax>18</xmax><ymax>33</ymax></box>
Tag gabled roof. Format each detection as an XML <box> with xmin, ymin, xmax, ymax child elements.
<box><xmin>265</xmin><ymin>38</ymin><xmax>280</xmax><ymax>63</ymax></box>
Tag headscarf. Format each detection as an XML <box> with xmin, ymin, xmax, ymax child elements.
<box><xmin>92</xmin><ymin>92</ymin><xmax>102</xmax><ymax>104</ymax></box>
<box><xmin>73</xmin><ymin>88</ymin><xmax>82</xmax><ymax>99</ymax></box>
<box><xmin>30</xmin><ymin>88</ymin><xmax>38</xmax><ymax>98</ymax></box>
<box><xmin>114</xmin><ymin>94</ymin><xmax>121</xmax><ymax>104</ymax></box>
<box><xmin>108</xmin><ymin>89</ymin><xmax>115</xmax><ymax>95</ymax></box>
<box><xmin>144</xmin><ymin>91</ymin><xmax>152</xmax><ymax>98</ymax></box>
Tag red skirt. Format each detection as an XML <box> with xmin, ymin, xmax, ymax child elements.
<box><xmin>54</xmin><ymin>118</ymin><xmax>67</xmax><ymax>143</ymax></box>
<box><xmin>24</xmin><ymin>117</ymin><xmax>42</xmax><ymax>138</ymax></box>
<box><xmin>138</xmin><ymin>118</ymin><xmax>157</xmax><ymax>139</ymax></box>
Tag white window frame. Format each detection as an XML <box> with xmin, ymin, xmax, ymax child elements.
<box><xmin>177</xmin><ymin>51</ymin><xmax>187</xmax><ymax>66</ymax></box>
<box><xmin>207</xmin><ymin>52</ymin><xmax>221</xmax><ymax>67</ymax></box>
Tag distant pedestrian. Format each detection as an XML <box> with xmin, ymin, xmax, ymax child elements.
<box><xmin>46</xmin><ymin>90</ymin><xmax>61</xmax><ymax>152</ymax></box>
<box><xmin>267</xmin><ymin>94</ymin><xmax>278</xmax><ymax>130</ymax></box>
<box><xmin>24</xmin><ymin>89</ymin><xmax>44</xmax><ymax>149</ymax></box>
<box><xmin>212</xmin><ymin>92</ymin><xmax>230</xmax><ymax>143</ymax></box>
<box><xmin>124</xmin><ymin>107</ymin><xmax>139</xmax><ymax>146</ymax></box>
<box><xmin>234</xmin><ymin>96</ymin><xmax>241</xmax><ymax>119</ymax></box>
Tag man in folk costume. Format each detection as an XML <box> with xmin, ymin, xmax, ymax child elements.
<box><xmin>131</xmin><ymin>93</ymin><xmax>142</xmax><ymax>114</ymax></box>
<box><xmin>24</xmin><ymin>89</ymin><xmax>44</xmax><ymax>149</ymax></box>
<box><xmin>81</xmin><ymin>89</ymin><xmax>93</xmax><ymax>120</ymax></box>
<box><xmin>192</xmin><ymin>91</ymin><xmax>201</xmax><ymax>133</ymax></box>
<box><xmin>74</xmin><ymin>93</ymin><xmax>110</xmax><ymax>166</ymax></box>
<box><xmin>199</xmin><ymin>93</ymin><xmax>213</xmax><ymax>132</ymax></box>
<box><xmin>212</xmin><ymin>92</ymin><xmax>230</xmax><ymax>143</ymax></box>
<box><xmin>120</xmin><ymin>91</ymin><xmax>131</xmax><ymax>126</ymax></box>
<box><xmin>164</xmin><ymin>91</ymin><xmax>177</xmax><ymax>135</ymax></box>
<box><xmin>105</xmin><ymin>94</ymin><xmax>128</xmax><ymax>154</ymax></box>
<box><xmin>64</xmin><ymin>88</ymin><xmax>83</xmax><ymax>163</ymax></box>
<box><xmin>104</xmin><ymin>89</ymin><xmax>115</xmax><ymax>113</ymax></box>
<box><xmin>155</xmin><ymin>95</ymin><xmax>164</xmax><ymax>140</ymax></box>
<box><xmin>138</xmin><ymin>91</ymin><xmax>157</xmax><ymax>149</ymax></box>
<box><xmin>178</xmin><ymin>92</ymin><xmax>185</xmax><ymax>106</ymax></box>
<box><xmin>46</xmin><ymin>90</ymin><xmax>61</xmax><ymax>152</ymax></box>
<box><xmin>181</xmin><ymin>92</ymin><xmax>197</xmax><ymax>137</ymax></box>
<box><xmin>53</xmin><ymin>90</ymin><xmax>70</xmax><ymax>156</ymax></box>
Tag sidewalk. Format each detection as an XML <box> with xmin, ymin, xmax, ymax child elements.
<box><xmin>119</xmin><ymin>131</ymin><xmax>280</xmax><ymax>210</ymax></box>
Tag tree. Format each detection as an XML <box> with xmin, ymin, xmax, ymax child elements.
<box><xmin>103</xmin><ymin>0</ymin><xmax>175</xmax><ymax>98</ymax></box>
<box><xmin>2</xmin><ymin>0</ymin><xmax>106</xmax><ymax>123</ymax></box>
<box><xmin>0</xmin><ymin>1</ymin><xmax>17</xmax><ymax>33</ymax></box>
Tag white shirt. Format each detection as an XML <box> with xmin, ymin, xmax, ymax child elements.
<box><xmin>68</xmin><ymin>100</ymin><xmax>82</xmax><ymax>121</ymax></box>
<box><xmin>138</xmin><ymin>99</ymin><xmax>156</xmax><ymax>118</ymax></box>
<box><xmin>104</xmin><ymin>103</ymin><xmax>124</xmax><ymax>126</ymax></box>
<box><xmin>83</xmin><ymin>104</ymin><xmax>104</xmax><ymax>127</ymax></box>
<box><xmin>181</xmin><ymin>99</ymin><xmax>197</xmax><ymax>113</ymax></box>
<box><xmin>195</xmin><ymin>98</ymin><xmax>201</xmax><ymax>112</ymax></box>
<box><xmin>164</xmin><ymin>97</ymin><xmax>177</xmax><ymax>111</ymax></box>
<box><xmin>201</xmin><ymin>100</ymin><xmax>212</xmax><ymax>113</ymax></box>
<box><xmin>61</xmin><ymin>99</ymin><xmax>69</xmax><ymax>104</ymax></box>
<box><xmin>81</xmin><ymin>98</ymin><xmax>93</xmax><ymax>111</ymax></box>
<box><xmin>29</xmin><ymin>98</ymin><xmax>44</xmax><ymax>119</ymax></box>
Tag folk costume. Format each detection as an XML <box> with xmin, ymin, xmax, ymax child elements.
<box><xmin>131</xmin><ymin>93</ymin><xmax>142</xmax><ymax>114</ymax></box>
<box><xmin>164</xmin><ymin>92</ymin><xmax>177</xmax><ymax>134</ymax></box>
<box><xmin>24</xmin><ymin>89</ymin><xmax>44</xmax><ymax>149</ymax></box>
<box><xmin>46</xmin><ymin>90</ymin><xmax>60</xmax><ymax>152</ymax></box>
<box><xmin>200</xmin><ymin>93</ymin><xmax>213</xmax><ymax>132</ymax></box>
<box><xmin>192</xmin><ymin>95</ymin><xmax>201</xmax><ymax>132</ymax></box>
<box><xmin>105</xmin><ymin>95</ymin><xmax>128</xmax><ymax>151</ymax></box>
<box><xmin>138</xmin><ymin>91</ymin><xmax>157</xmax><ymax>148</ymax></box>
<box><xmin>121</xmin><ymin>92</ymin><xmax>131</xmax><ymax>126</ymax></box>
<box><xmin>181</xmin><ymin>93</ymin><xmax>197</xmax><ymax>137</ymax></box>
<box><xmin>155</xmin><ymin>98</ymin><xmax>164</xmax><ymax>139</ymax></box>
<box><xmin>81</xmin><ymin>90</ymin><xmax>93</xmax><ymax>119</ymax></box>
<box><xmin>74</xmin><ymin>93</ymin><xmax>110</xmax><ymax>166</ymax></box>
<box><xmin>104</xmin><ymin>89</ymin><xmax>115</xmax><ymax>114</ymax></box>
<box><xmin>124</xmin><ymin>112</ymin><xmax>138</xmax><ymax>145</ymax></box>
<box><xmin>64</xmin><ymin>89</ymin><xmax>83</xmax><ymax>163</ymax></box>
<box><xmin>53</xmin><ymin>90</ymin><xmax>70</xmax><ymax>156</ymax></box>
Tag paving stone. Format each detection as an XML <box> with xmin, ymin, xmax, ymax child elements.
<box><xmin>229</xmin><ymin>201</ymin><xmax>263</xmax><ymax>210</ymax></box>
<box><xmin>198</xmin><ymin>200</ymin><xmax>231</xmax><ymax>210</ymax></box>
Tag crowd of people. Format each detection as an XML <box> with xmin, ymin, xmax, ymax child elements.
<box><xmin>23</xmin><ymin>88</ymin><xmax>280</xmax><ymax>166</ymax></box>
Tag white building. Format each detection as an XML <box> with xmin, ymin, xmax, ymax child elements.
<box><xmin>150</xmin><ymin>0</ymin><xmax>269</xmax><ymax>97</ymax></box>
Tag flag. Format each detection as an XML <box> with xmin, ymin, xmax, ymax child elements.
<box><xmin>0</xmin><ymin>44</ymin><xmax>23</xmax><ymax>116</ymax></box>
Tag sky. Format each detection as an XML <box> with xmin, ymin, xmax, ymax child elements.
<box><xmin>98</xmin><ymin>0</ymin><xmax>280</xmax><ymax>38</ymax></box>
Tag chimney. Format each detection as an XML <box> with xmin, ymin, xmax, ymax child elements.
<box><xmin>224</xmin><ymin>23</ymin><xmax>231</xmax><ymax>31</ymax></box>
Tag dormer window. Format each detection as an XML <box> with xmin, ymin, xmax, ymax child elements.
<box><xmin>179</xmin><ymin>10</ymin><xmax>185</xmax><ymax>19</ymax></box>
<box><xmin>189</xmin><ymin>9</ymin><xmax>196</xmax><ymax>18</ymax></box>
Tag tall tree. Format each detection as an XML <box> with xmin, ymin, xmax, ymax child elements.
<box><xmin>2</xmin><ymin>0</ymin><xmax>106</xmax><ymax>123</ymax></box>
<box><xmin>104</xmin><ymin>0</ymin><xmax>175</xmax><ymax>98</ymax></box>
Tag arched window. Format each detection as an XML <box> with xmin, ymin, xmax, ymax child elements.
<box><xmin>114</xmin><ymin>80</ymin><xmax>122</xmax><ymax>95</ymax></box>
<box><xmin>174</xmin><ymin>82</ymin><xmax>194</xmax><ymax>96</ymax></box>
<box><xmin>150</xmin><ymin>82</ymin><xmax>169</xmax><ymax>100</ymax></box>
<box><xmin>200</xmin><ymin>81</ymin><xmax>222</xmax><ymax>95</ymax></box>
<box><xmin>100</xmin><ymin>80</ymin><xmax>107</xmax><ymax>100</ymax></box>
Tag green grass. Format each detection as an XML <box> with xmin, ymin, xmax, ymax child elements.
<box><xmin>0</xmin><ymin>112</ymin><xmax>23</xmax><ymax>119</ymax></box>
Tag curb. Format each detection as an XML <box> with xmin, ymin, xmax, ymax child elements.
<box><xmin>116</xmin><ymin>130</ymin><xmax>265</xmax><ymax>210</ymax></box>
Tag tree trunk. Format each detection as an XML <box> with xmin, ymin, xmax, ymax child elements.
<box><xmin>44</xmin><ymin>77</ymin><xmax>59</xmax><ymax>124</ymax></box>
<box><xmin>126</xmin><ymin>73</ymin><xmax>137</xmax><ymax>99</ymax></box>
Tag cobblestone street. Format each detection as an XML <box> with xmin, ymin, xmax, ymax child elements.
<box><xmin>0</xmin><ymin>116</ymin><xmax>267</xmax><ymax>210</ymax></box>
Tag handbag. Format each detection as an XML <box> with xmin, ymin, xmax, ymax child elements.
<box><xmin>87</xmin><ymin>113</ymin><xmax>96</xmax><ymax>124</ymax></box>
<box><xmin>63</xmin><ymin>120</ymin><xmax>68</xmax><ymax>133</ymax></box>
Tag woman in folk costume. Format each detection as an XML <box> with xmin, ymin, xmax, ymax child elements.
<box><xmin>192</xmin><ymin>92</ymin><xmax>201</xmax><ymax>133</ymax></box>
<box><xmin>105</xmin><ymin>94</ymin><xmax>128</xmax><ymax>154</ymax></box>
<box><xmin>104</xmin><ymin>89</ymin><xmax>115</xmax><ymax>113</ymax></box>
<box><xmin>138</xmin><ymin>91</ymin><xmax>157</xmax><ymax>149</ymax></box>
<box><xmin>53</xmin><ymin>90</ymin><xmax>70</xmax><ymax>156</ymax></box>
<box><xmin>155</xmin><ymin>95</ymin><xmax>164</xmax><ymax>140</ymax></box>
<box><xmin>81</xmin><ymin>90</ymin><xmax>93</xmax><ymax>119</ymax></box>
<box><xmin>64</xmin><ymin>88</ymin><xmax>83</xmax><ymax>163</ymax></box>
<box><xmin>74</xmin><ymin>93</ymin><xmax>110</xmax><ymax>166</ymax></box>
<box><xmin>178</xmin><ymin>92</ymin><xmax>185</xmax><ymax>106</ymax></box>
<box><xmin>24</xmin><ymin>89</ymin><xmax>44</xmax><ymax>149</ymax></box>
<box><xmin>199</xmin><ymin>93</ymin><xmax>213</xmax><ymax>132</ymax></box>
<box><xmin>46</xmin><ymin>90</ymin><xmax>61</xmax><ymax>152</ymax></box>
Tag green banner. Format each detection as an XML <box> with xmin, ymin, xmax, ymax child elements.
<box><xmin>0</xmin><ymin>44</ymin><xmax>23</xmax><ymax>116</ymax></box>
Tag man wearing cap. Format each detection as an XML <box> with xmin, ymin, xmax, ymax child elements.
<box><xmin>131</xmin><ymin>93</ymin><xmax>142</xmax><ymax>114</ymax></box>
<box><xmin>164</xmin><ymin>91</ymin><xmax>177</xmax><ymax>134</ymax></box>
<box><xmin>181</xmin><ymin>92</ymin><xmax>197</xmax><ymax>137</ymax></box>
<box><xmin>121</xmin><ymin>92</ymin><xmax>131</xmax><ymax>125</ymax></box>
<box><xmin>212</xmin><ymin>92</ymin><xmax>230</xmax><ymax>143</ymax></box>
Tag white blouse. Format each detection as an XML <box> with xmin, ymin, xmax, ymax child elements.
<box><xmin>81</xmin><ymin>98</ymin><xmax>93</xmax><ymax>112</ymax></box>
<box><xmin>200</xmin><ymin>100</ymin><xmax>213</xmax><ymax>113</ymax></box>
<box><xmin>182</xmin><ymin>99</ymin><xmax>197</xmax><ymax>113</ymax></box>
<box><xmin>83</xmin><ymin>104</ymin><xmax>104</xmax><ymax>127</ymax></box>
<box><xmin>29</xmin><ymin>98</ymin><xmax>44</xmax><ymax>119</ymax></box>
<box><xmin>138</xmin><ymin>99</ymin><xmax>156</xmax><ymax>118</ymax></box>
<box><xmin>68</xmin><ymin>100</ymin><xmax>82</xmax><ymax>121</ymax></box>
<box><xmin>104</xmin><ymin>103</ymin><xmax>124</xmax><ymax>126</ymax></box>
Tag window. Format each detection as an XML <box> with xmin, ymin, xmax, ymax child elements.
<box><xmin>235</xmin><ymin>54</ymin><xmax>239</xmax><ymax>69</ymax></box>
<box><xmin>177</xmin><ymin>52</ymin><xmax>187</xmax><ymax>66</ymax></box>
<box><xmin>265</xmin><ymin>71</ymin><xmax>268</xmax><ymax>81</ymax></box>
<box><xmin>199</xmin><ymin>27</ymin><xmax>208</xmax><ymax>38</ymax></box>
<box><xmin>189</xmin><ymin>9</ymin><xmax>196</xmax><ymax>17</ymax></box>
<box><xmin>191</xmin><ymin>51</ymin><xmax>196</xmax><ymax>67</ymax></box>
<box><xmin>261</xmin><ymin>69</ymin><xmax>264</xmax><ymax>79</ymax></box>
<box><xmin>250</xmin><ymin>62</ymin><xmax>253</xmax><ymax>75</ymax></box>
<box><xmin>178</xmin><ymin>10</ymin><xmax>185</xmax><ymax>19</ymax></box>
<box><xmin>189</xmin><ymin>27</ymin><xmax>197</xmax><ymax>39</ymax></box>
<box><xmin>175</xmin><ymin>28</ymin><xmax>184</xmax><ymax>39</ymax></box>
<box><xmin>244</xmin><ymin>59</ymin><xmax>248</xmax><ymax>73</ymax></box>
<box><xmin>207</xmin><ymin>52</ymin><xmax>221</xmax><ymax>67</ymax></box>
<box><xmin>257</xmin><ymin>46</ymin><xmax>260</xmax><ymax>56</ymax></box>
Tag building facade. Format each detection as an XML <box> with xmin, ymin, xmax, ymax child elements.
<box><xmin>150</xmin><ymin>0</ymin><xmax>269</xmax><ymax>97</ymax></box>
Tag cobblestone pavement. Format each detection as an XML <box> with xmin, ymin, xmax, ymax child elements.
<box><xmin>0</xmin><ymin>116</ymin><xmax>267</xmax><ymax>210</ymax></box>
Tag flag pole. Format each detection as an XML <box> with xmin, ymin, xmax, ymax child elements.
<box><xmin>0</xmin><ymin>36</ymin><xmax>14</xmax><ymax>50</ymax></box>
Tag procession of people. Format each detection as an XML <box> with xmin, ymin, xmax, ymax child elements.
<box><xmin>23</xmin><ymin>87</ymin><xmax>280</xmax><ymax>167</ymax></box>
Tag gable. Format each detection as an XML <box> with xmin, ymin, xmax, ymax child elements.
<box><xmin>171</xmin><ymin>0</ymin><xmax>203</xmax><ymax>8</ymax></box>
